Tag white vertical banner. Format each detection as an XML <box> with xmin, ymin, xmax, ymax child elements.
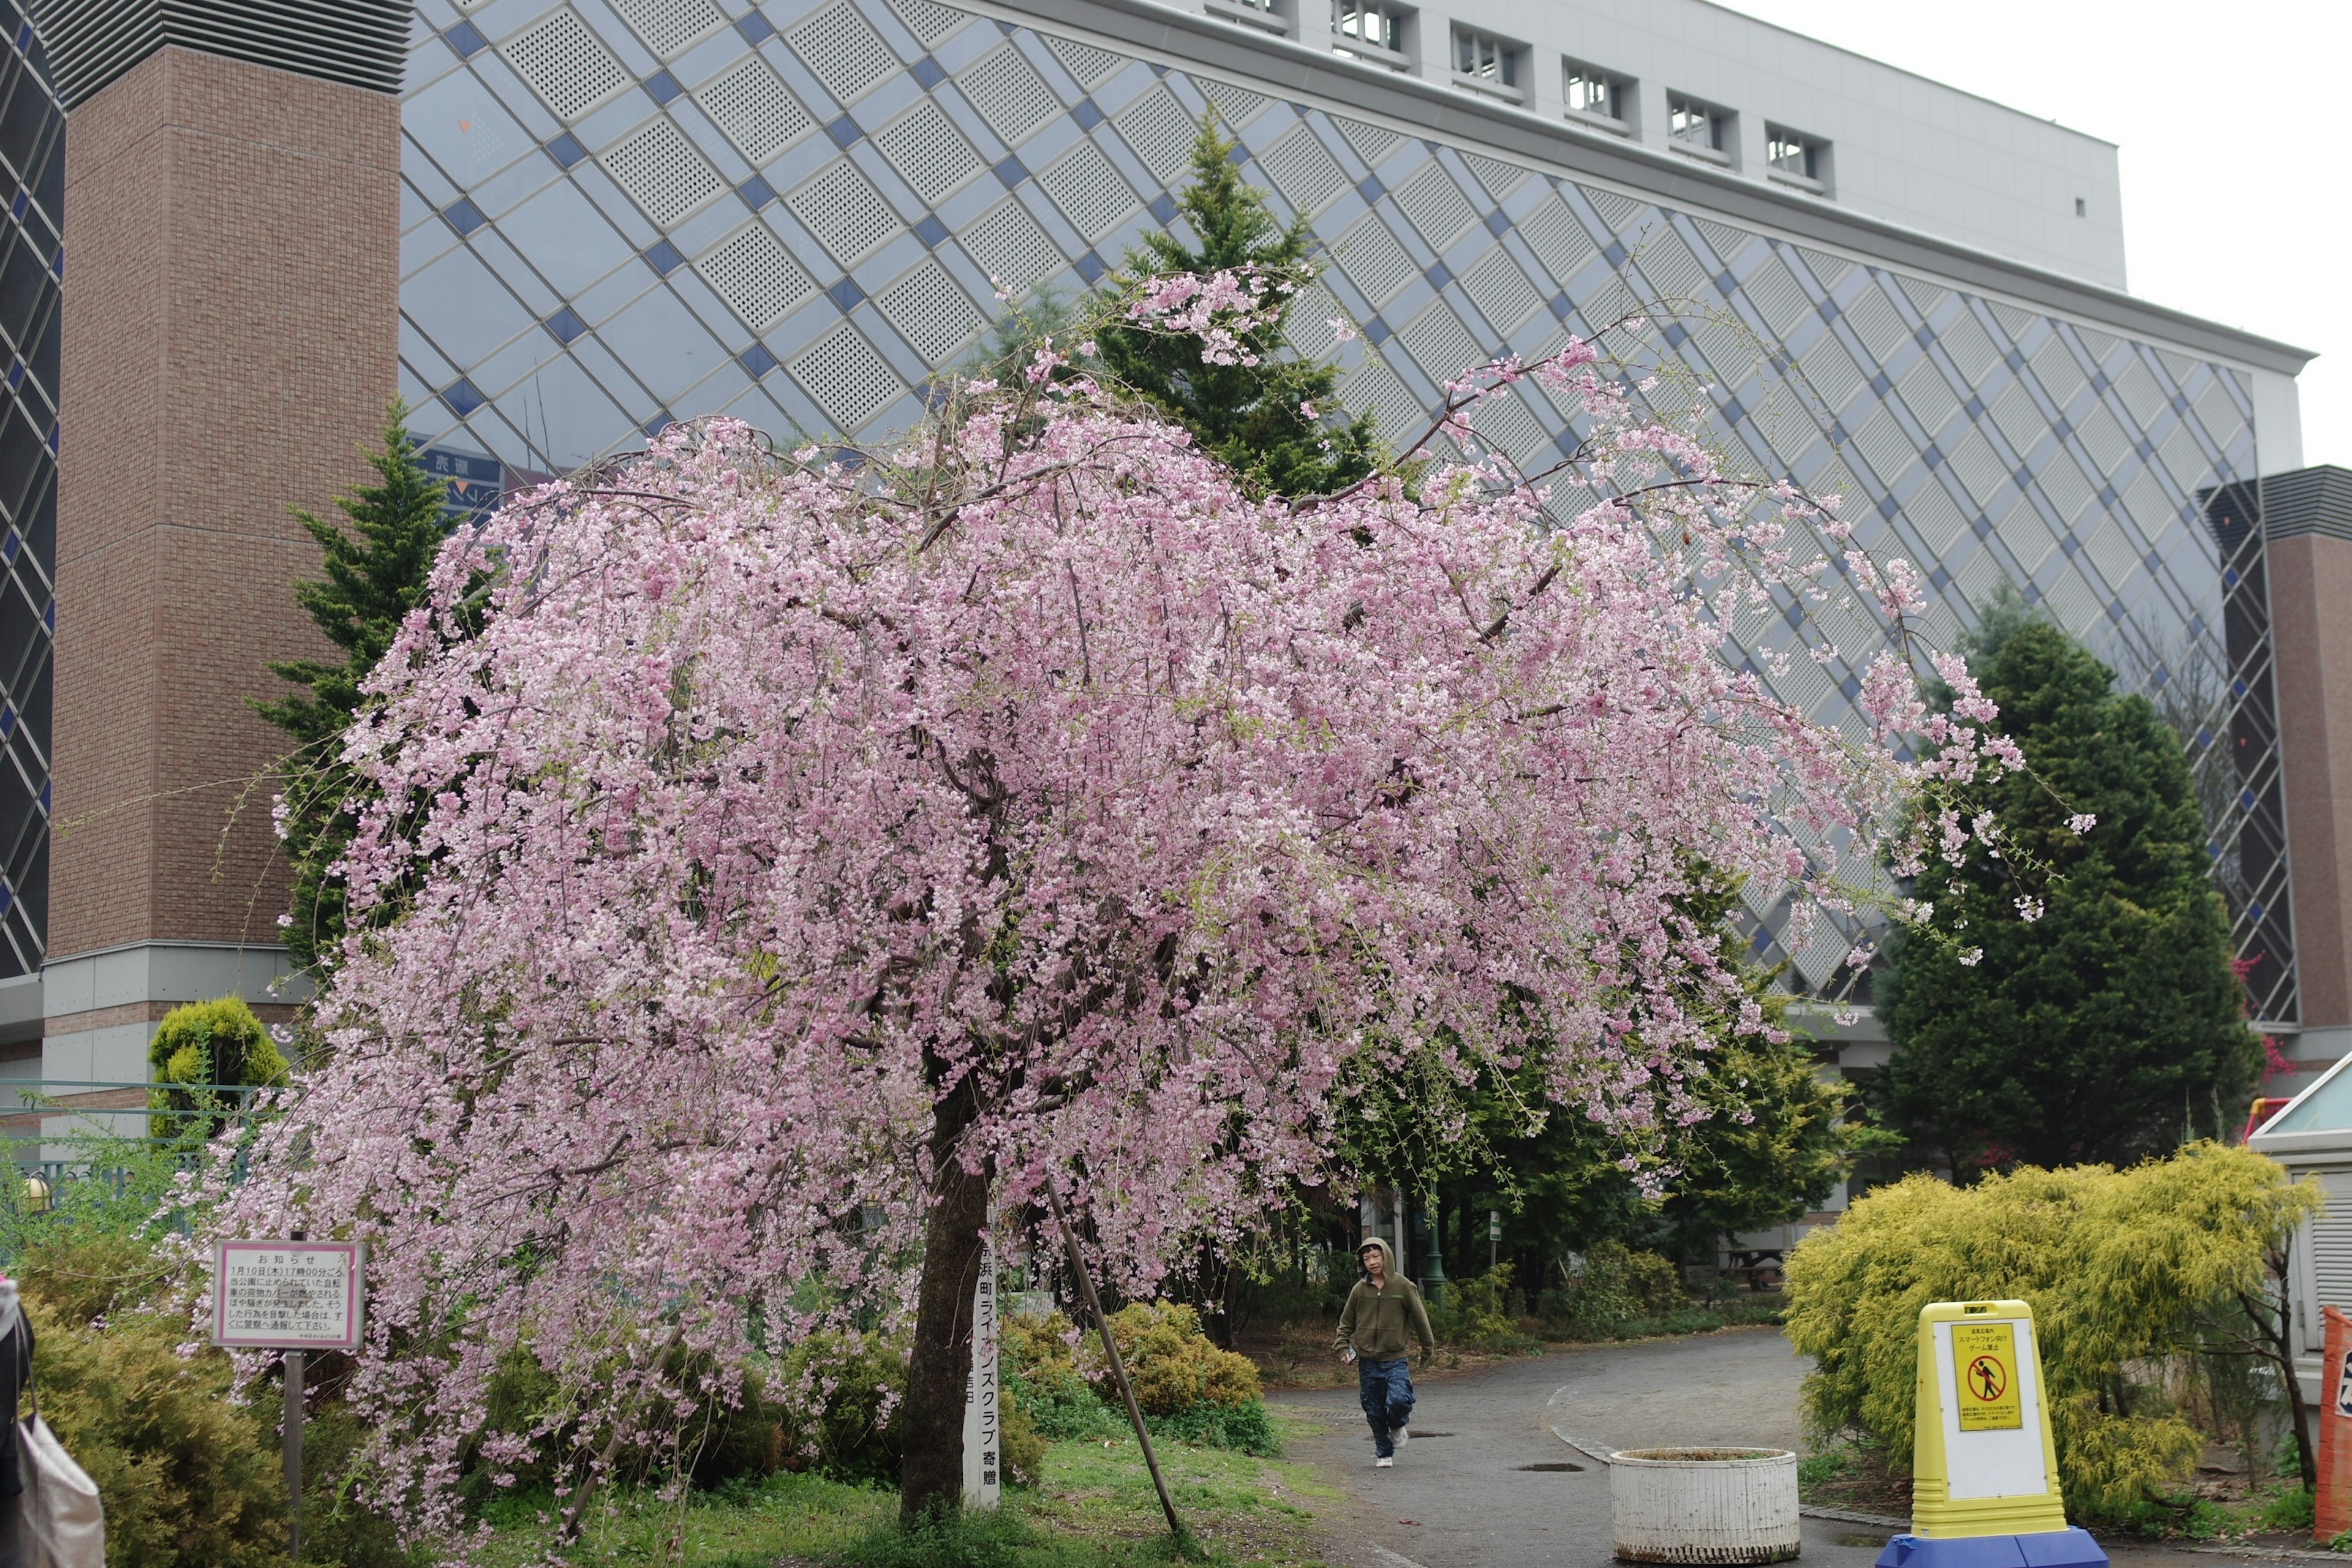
<box><xmin>962</xmin><ymin>1234</ymin><xmax>1001</xmax><ymax>1507</ymax></box>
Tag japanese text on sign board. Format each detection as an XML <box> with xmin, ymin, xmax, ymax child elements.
<box><xmin>1952</xmin><ymin>1321</ymin><xmax>2023</xmax><ymax>1432</ymax></box>
<box><xmin>217</xmin><ymin>1245</ymin><xmax>357</xmax><ymax>1348</ymax></box>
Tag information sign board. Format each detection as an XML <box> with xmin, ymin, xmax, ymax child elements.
<box><xmin>213</xmin><ymin>1240</ymin><xmax>365</xmax><ymax>1351</ymax></box>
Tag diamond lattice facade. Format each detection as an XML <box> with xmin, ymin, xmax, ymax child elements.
<box><xmin>10</xmin><ymin>0</ymin><xmax>2350</xmax><ymax>1103</ymax></box>
<box><xmin>394</xmin><ymin>0</ymin><xmax>2316</xmax><ymax>1047</ymax></box>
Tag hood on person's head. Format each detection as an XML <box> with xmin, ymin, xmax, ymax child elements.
<box><xmin>1357</xmin><ymin>1236</ymin><xmax>1395</xmax><ymax>1273</ymax></box>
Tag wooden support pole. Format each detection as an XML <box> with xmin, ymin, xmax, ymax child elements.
<box><xmin>1044</xmin><ymin>1183</ymin><xmax>1185</xmax><ymax>1543</ymax></box>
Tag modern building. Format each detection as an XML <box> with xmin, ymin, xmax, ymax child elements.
<box><xmin>0</xmin><ymin>0</ymin><xmax>2345</xmax><ymax>1133</ymax></box>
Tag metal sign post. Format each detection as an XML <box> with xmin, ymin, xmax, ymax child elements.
<box><xmin>213</xmin><ymin>1240</ymin><xmax>366</xmax><ymax>1562</ymax></box>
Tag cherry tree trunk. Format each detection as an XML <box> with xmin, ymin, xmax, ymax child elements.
<box><xmin>899</xmin><ymin>1085</ymin><xmax>990</xmax><ymax>1523</ymax></box>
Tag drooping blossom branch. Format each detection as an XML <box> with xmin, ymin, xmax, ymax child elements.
<box><xmin>190</xmin><ymin>300</ymin><xmax>2032</xmax><ymax>1549</ymax></box>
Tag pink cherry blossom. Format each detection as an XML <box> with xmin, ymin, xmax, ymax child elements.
<box><xmin>194</xmin><ymin>321</ymin><xmax>2014</xmax><ymax>1550</ymax></box>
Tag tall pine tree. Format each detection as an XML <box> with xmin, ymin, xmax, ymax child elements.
<box><xmin>254</xmin><ymin>400</ymin><xmax>454</xmax><ymax>971</ymax></box>
<box><xmin>1879</xmin><ymin>605</ymin><xmax>2259</xmax><ymax>1172</ymax></box>
<box><xmin>1094</xmin><ymin>117</ymin><xmax>1378</xmax><ymax>498</ymax></box>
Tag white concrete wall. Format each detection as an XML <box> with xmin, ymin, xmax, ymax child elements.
<box><xmin>1267</xmin><ymin>0</ymin><xmax>2127</xmax><ymax>288</ymax></box>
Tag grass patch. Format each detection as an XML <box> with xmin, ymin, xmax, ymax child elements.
<box><xmin>472</xmin><ymin>1414</ymin><xmax>1338</xmax><ymax>1567</ymax></box>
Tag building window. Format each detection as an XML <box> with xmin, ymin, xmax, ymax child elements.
<box><xmin>1668</xmin><ymin>94</ymin><xmax>1722</xmax><ymax>153</ymax></box>
<box><xmin>2075</xmin><ymin>197</ymin><xmax>2087</xmax><ymax>217</ymax></box>
<box><xmin>1451</xmin><ymin>25</ymin><xmax>1523</xmax><ymax>102</ymax></box>
<box><xmin>1333</xmin><ymin>0</ymin><xmax>1408</xmax><ymax>67</ymax></box>
<box><xmin>1765</xmin><ymin>125</ymin><xmax>1828</xmax><ymax>191</ymax></box>
<box><xmin>1562</xmin><ymin>61</ymin><xmax>1628</xmax><ymax>129</ymax></box>
<box><xmin>1205</xmin><ymin>0</ymin><xmax>1290</xmax><ymax>36</ymax></box>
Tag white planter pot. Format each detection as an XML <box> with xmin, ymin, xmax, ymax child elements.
<box><xmin>1609</xmin><ymin>1447</ymin><xmax>1801</xmax><ymax>1564</ymax></box>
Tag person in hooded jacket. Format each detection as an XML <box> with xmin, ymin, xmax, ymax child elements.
<box><xmin>1335</xmin><ymin>1236</ymin><xmax>1435</xmax><ymax>1468</ymax></box>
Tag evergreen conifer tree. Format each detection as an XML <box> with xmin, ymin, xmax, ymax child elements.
<box><xmin>1879</xmin><ymin>603</ymin><xmax>2259</xmax><ymax>1172</ymax></box>
<box><xmin>1094</xmin><ymin>117</ymin><xmax>1378</xmax><ymax>497</ymax></box>
<box><xmin>254</xmin><ymin>400</ymin><xmax>454</xmax><ymax>971</ymax></box>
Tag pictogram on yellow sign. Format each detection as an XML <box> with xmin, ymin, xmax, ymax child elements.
<box><xmin>1952</xmin><ymin>1321</ymin><xmax>2022</xmax><ymax>1431</ymax></box>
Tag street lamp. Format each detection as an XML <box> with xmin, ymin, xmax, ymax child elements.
<box><xmin>1422</xmin><ymin>1190</ymin><xmax>1446</xmax><ymax>1305</ymax></box>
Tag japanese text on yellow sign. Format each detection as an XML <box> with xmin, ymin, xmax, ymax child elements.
<box><xmin>1952</xmin><ymin>1321</ymin><xmax>2022</xmax><ymax>1431</ymax></box>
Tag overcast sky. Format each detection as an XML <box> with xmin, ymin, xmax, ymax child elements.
<box><xmin>1716</xmin><ymin>0</ymin><xmax>2348</xmax><ymax>472</ymax></box>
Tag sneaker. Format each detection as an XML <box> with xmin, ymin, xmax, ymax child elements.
<box><xmin>1376</xmin><ymin>1457</ymin><xmax>1395</xmax><ymax>1468</ymax></box>
<box><xmin>1393</xmin><ymin>1423</ymin><xmax>1409</xmax><ymax>1450</ymax></box>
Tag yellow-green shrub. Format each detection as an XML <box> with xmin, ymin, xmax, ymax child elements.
<box><xmin>147</xmin><ymin>996</ymin><xmax>288</xmax><ymax>1138</ymax></box>
<box><xmin>1000</xmin><ymin>1384</ymin><xmax>1047</xmax><ymax>1487</ymax></box>
<box><xmin>26</xmin><ymin>1304</ymin><xmax>290</xmax><ymax>1566</ymax></box>
<box><xmin>1082</xmin><ymin>1302</ymin><xmax>1261</xmax><ymax>1416</ymax></box>
<box><xmin>1784</xmin><ymin>1142</ymin><xmax>2318</xmax><ymax>1520</ymax></box>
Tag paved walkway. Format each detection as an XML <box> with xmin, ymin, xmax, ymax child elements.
<box><xmin>1272</xmin><ymin>1325</ymin><xmax>2303</xmax><ymax>1568</ymax></box>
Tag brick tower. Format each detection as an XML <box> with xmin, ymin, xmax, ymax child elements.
<box><xmin>36</xmin><ymin>1</ymin><xmax>407</xmax><ymax>1102</ymax></box>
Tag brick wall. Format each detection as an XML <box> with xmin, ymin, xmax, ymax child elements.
<box><xmin>2273</xmin><ymin>530</ymin><xmax>2352</xmax><ymax>1030</ymax></box>
<box><xmin>50</xmin><ymin>47</ymin><xmax>401</xmax><ymax>959</ymax></box>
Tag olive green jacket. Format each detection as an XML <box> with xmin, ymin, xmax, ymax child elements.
<box><xmin>1336</xmin><ymin>1239</ymin><xmax>1436</xmax><ymax>1362</ymax></box>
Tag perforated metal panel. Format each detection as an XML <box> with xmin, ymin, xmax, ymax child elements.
<box><xmin>1471</xmin><ymin>391</ymin><xmax>1548</xmax><ymax>465</ymax></box>
<box><xmin>788</xmin><ymin>159</ymin><xmax>903</xmax><ymax>264</ymax></box>
<box><xmin>1112</xmin><ymin>86</ymin><xmax>1197</xmax><ymax>185</ymax></box>
<box><xmin>1796</xmin><ymin>246</ymin><xmax>1852</xmax><ymax>292</ymax></box>
<box><xmin>890</xmin><ymin>0</ymin><xmax>972</xmax><ymax>47</ymax></box>
<box><xmin>1392</xmin><ymin>164</ymin><xmax>1477</xmax><ymax>251</ymax></box>
<box><xmin>504</xmin><ymin>9</ymin><xmax>633</xmax><ymax>122</ymax></box>
<box><xmin>1580</xmin><ymin>184</ymin><xmax>1642</xmax><ymax>233</ymax></box>
<box><xmin>1397</xmin><ymin>299</ymin><xmax>1482</xmax><ymax>386</ymax></box>
<box><xmin>1743</xmin><ymin>259</ymin><xmax>1810</xmax><ymax>341</ymax></box>
<box><xmin>1989</xmin><ymin>382</ymin><xmax>2045</xmax><ymax>454</ymax></box>
<box><xmin>788</xmin><ymin>1</ymin><xmax>901</xmax><ymax>105</ymax></box>
<box><xmin>959</xmin><ymin>43</ymin><xmax>1062</xmax><ymax>146</ymax></box>
<box><xmin>1196</xmin><ymin>77</ymin><xmax>1267</xmax><ymax>126</ymax></box>
<box><xmin>1797</xmin><ymin>333</ymin><xmax>1863</xmax><ymax>412</ymax></box>
<box><xmin>2030</xmin><ymin>334</ymin><xmax>2089</xmax><ymax>407</ymax></box>
<box><xmin>1942</xmin><ymin>312</ymin><xmax>2000</xmax><ymax>388</ymax></box>
<box><xmin>699</xmin><ymin>222</ymin><xmax>816</xmax><ymax>329</ymax></box>
<box><xmin>1833</xmin><ymin>288</ymin><xmax>1901</xmax><ymax>366</ymax></box>
<box><xmin>696</xmin><ymin>56</ymin><xmax>816</xmax><ymax>166</ymax></box>
<box><xmin>608</xmin><ymin>0</ymin><xmax>725</xmax><ymax>59</ymax></box>
<box><xmin>1515</xmin><ymin>197</ymin><xmax>1596</xmax><ymax>285</ymax></box>
<box><xmin>874</xmin><ymin>100</ymin><xmax>983</xmax><ymax>205</ymax></box>
<box><xmin>2194</xmin><ymin>379</ymin><xmax>2246</xmax><ymax>448</ymax></box>
<box><xmin>1634</xmin><ymin>229</ymin><xmax>1707</xmax><ymax>303</ymax></box>
<box><xmin>2076</xmin><ymin>404</ymin><xmax>2130</xmax><ymax>476</ymax></box>
<box><xmin>1035</xmin><ymin>140</ymin><xmax>1136</xmax><ymax>241</ymax></box>
<box><xmin>1850</xmin><ymin>408</ymin><xmax>1914</xmax><ymax>483</ymax></box>
<box><xmin>1332</xmin><ymin>212</ymin><xmax>1414</xmax><ymax>307</ymax></box>
<box><xmin>1898</xmin><ymin>358</ymin><xmax>1959</xmax><ymax>437</ymax></box>
<box><xmin>1461</xmin><ymin>151</ymin><xmax>1527</xmax><ymax>201</ymax></box>
<box><xmin>960</xmin><ymin>198</ymin><xmax>1064</xmax><ymax>294</ymax></box>
<box><xmin>1336</xmin><ymin>116</ymin><xmax>1401</xmax><ymax>168</ymax></box>
<box><xmin>1045</xmin><ymin>34</ymin><xmax>1126</xmax><ymax>88</ymax></box>
<box><xmin>1341</xmin><ymin>359</ymin><xmax>1426</xmax><ymax>444</ymax></box>
<box><xmin>603</xmin><ymin>118</ymin><xmax>726</xmax><ymax>228</ymax></box>
<box><xmin>1947</xmin><ymin>429</ymin><xmax>2008</xmax><ymax>507</ymax></box>
<box><xmin>791</xmin><ymin>323</ymin><xmax>906</xmax><ymax>431</ymax></box>
<box><xmin>875</xmin><ymin>260</ymin><xmax>986</xmax><ymax>363</ymax></box>
<box><xmin>2038</xmin><ymin>448</ymin><xmax>2095</xmax><ymax>522</ymax></box>
<box><xmin>1692</xmin><ymin>218</ymin><xmax>1755</xmax><ymax>268</ymax></box>
<box><xmin>1460</xmin><ymin>249</ymin><xmax>1539</xmax><ymax>334</ymax></box>
<box><xmin>1257</xmin><ymin>126</ymin><xmax>1347</xmax><ymax>216</ymax></box>
<box><xmin>2159</xmin><ymin>424</ymin><xmax>2211</xmax><ymax>491</ymax></box>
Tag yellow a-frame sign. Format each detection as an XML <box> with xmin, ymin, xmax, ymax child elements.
<box><xmin>1872</xmin><ymin>1301</ymin><xmax>2104</xmax><ymax>1568</ymax></box>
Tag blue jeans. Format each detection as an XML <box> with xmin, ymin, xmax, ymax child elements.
<box><xmin>1358</xmin><ymin>1357</ymin><xmax>1415</xmax><ymax>1458</ymax></box>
